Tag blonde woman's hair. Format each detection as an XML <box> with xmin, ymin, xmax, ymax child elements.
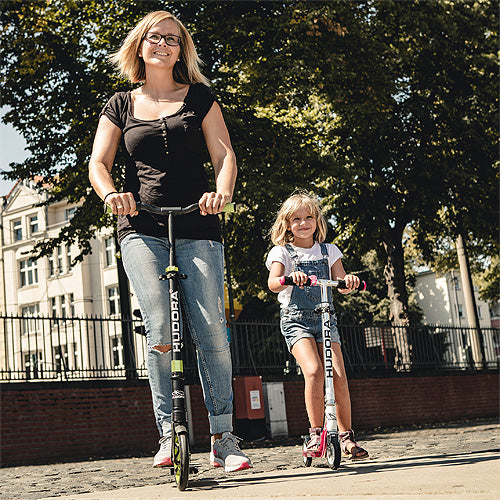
<box><xmin>110</xmin><ymin>11</ymin><xmax>209</xmax><ymax>85</ymax></box>
<box><xmin>270</xmin><ymin>192</ymin><xmax>328</xmax><ymax>246</ymax></box>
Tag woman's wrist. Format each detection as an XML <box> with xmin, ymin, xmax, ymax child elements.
<box><xmin>103</xmin><ymin>191</ymin><xmax>118</xmax><ymax>203</ymax></box>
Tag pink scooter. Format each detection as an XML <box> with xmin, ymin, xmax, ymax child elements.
<box><xmin>279</xmin><ymin>274</ymin><xmax>366</xmax><ymax>469</ymax></box>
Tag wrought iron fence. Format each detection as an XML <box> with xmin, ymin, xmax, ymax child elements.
<box><xmin>1</xmin><ymin>314</ymin><xmax>498</xmax><ymax>383</ymax></box>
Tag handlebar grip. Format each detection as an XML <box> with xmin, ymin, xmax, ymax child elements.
<box><xmin>337</xmin><ymin>279</ymin><xmax>367</xmax><ymax>290</ymax></box>
<box><xmin>223</xmin><ymin>202</ymin><xmax>235</xmax><ymax>213</ymax></box>
<box><xmin>279</xmin><ymin>275</ymin><xmax>317</xmax><ymax>286</ymax></box>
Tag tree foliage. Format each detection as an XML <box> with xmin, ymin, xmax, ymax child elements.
<box><xmin>1</xmin><ymin>1</ymin><xmax>497</xmax><ymax>322</ymax></box>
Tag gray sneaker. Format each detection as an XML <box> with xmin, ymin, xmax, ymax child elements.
<box><xmin>211</xmin><ymin>432</ymin><xmax>252</xmax><ymax>472</ymax></box>
<box><xmin>153</xmin><ymin>435</ymin><xmax>172</xmax><ymax>467</ymax></box>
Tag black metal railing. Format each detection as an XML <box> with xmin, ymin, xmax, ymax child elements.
<box><xmin>1</xmin><ymin>314</ymin><xmax>498</xmax><ymax>382</ymax></box>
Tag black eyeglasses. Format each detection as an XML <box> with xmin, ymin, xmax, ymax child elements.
<box><xmin>143</xmin><ymin>32</ymin><xmax>181</xmax><ymax>46</ymax></box>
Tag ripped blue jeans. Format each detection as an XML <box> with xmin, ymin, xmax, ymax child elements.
<box><xmin>120</xmin><ymin>233</ymin><xmax>233</xmax><ymax>438</ymax></box>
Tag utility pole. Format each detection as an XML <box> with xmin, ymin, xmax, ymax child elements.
<box><xmin>115</xmin><ymin>236</ymin><xmax>138</xmax><ymax>379</ymax></box>
<box><xmin>456</xmin><ymin>233</ymin><xmax>485</xmax><ymax>369</ymax></box>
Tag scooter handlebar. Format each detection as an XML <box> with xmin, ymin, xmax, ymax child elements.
<box><xmin>105</xmin><ymin>202</ymin><xmax>235</xmax><ymax>215</ymax></box>
<box><xmin>279</xmin><ymin>275</ymin><xmax>367</xmax><ymax>290</ymax></box>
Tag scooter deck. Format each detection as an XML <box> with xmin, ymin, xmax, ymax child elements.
<box><xmin>302</xmin><ymin>429</ymin><xmax>329</xmax><ymax>458</ymax></box>
<box><xmin>166</xmin><ymin>464</ymin><xmax>200</xmax><ymax>474</ymax></box>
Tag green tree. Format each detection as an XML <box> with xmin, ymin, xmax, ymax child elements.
<box><xmin>2</xmin><ymin>1</ymin><xmax>497</xmax><ymax>324</ymax></box>
<box><xmin>216</xmin><ymin>0</ymin><xmax>498</xmax><ymax>325</ymax></box>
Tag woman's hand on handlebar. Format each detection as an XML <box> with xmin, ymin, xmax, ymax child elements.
<box><xmin>105</xmin><ymin>192</ymin><xmax>138</xmax><ymax>216</ymax></box>
<box><xmin>339</xmin><ymin>273</ymin><xmax>360</xmax><ymax>293</ymax></box>
<box><xmin>198</xmin><ymin>192</ymin><xmax>230</xmax><ymax>216</ymax></box>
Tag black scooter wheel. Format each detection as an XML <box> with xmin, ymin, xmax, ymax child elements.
<box><xmin>302</xmin><ymin>436</ymin><xmax>312</xmax><ymax>467</ymax></box>
<box><xmin>172</xmin><ymin>431</ymin><xmax>189</xmax><ymax>490</ymax></box>
<box><xmin>326</xmin><ymin>437</ymin><xmax>341</xmax><ymax>470</ymax></box>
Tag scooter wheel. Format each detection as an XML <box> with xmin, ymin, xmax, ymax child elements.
<box><xmin>302</xmin><ymin>436</ymin><xmax>312</xmax><ymax>467</ymax></box>
<box><xmin>172</xmin><ymin>431</ymin><xmax>189</xmax><ymax>490</ymax></box>
<box><xmin>326</xmin><ymin>437</ymin><xmax>341</xmax><ymax>470</ymax></box>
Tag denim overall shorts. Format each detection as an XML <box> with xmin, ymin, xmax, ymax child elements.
<box><xmin>280</xmin><ymin>243</ymin><xmax>341</xmax><ymax>352</ymax></box>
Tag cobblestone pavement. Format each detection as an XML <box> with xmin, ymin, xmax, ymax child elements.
<box><xmin>1</xmin><ymin>418</ymin><xmax>499</xmax><ymax>500</ymax></box>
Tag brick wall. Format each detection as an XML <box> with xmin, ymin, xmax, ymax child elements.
<box><xmin>349</xmin><ymin>374</ymin><xmax>500</xmax><ymax>428</ymax></box>
<box><xmin>1</xmin><ymin>380</ymin><xmax>158</xmax><ymax>467</ymax></box>
<box><xmin>188</xmin><ymin>384</ymin><xmax>210</xmax><ymax>447</ymax></box>
<box><xmin>1</xmin><ymin>373</ymin><xmax>498</xmax><ymax>467</ymax></box>
<box><xmin>283</xmin><ymin>373</ymin><xmax>500</xmax><ymax>433</ymax></box>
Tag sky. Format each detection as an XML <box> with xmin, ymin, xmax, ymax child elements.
<box><xmin>0</xmin><ymin>108</ymin><xmax>28</xmax><ymax>197</ymax></box>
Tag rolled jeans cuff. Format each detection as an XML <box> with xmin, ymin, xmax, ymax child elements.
<box><xmin>209</xmin><ymin>414</ymin><xmax>233</xmax><ymax>435</ymax></box>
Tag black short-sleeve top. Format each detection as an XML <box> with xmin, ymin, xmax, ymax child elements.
<box><xmin>100</xmin><ymin>83</ymin><xmax>222</xmax><ymax>245</ymax></box>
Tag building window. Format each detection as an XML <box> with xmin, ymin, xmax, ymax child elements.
<box><xmin>66</xmin><ymin>243</ymin><xmax>72</xmax><ymax>271</ymax></box>
<box><xmin>24</xmin><ymin>352</ymin><xmax>43</xmax><ymax>379</ymax></box>
<box><xmin>108</xmin><ymin>287</ymin><xmax>120</xmax><ymax>316</ymax></box>
<box><xmin>111</xmin><ymin>337</ymin><xmax>124</xmax><ymax>368</ymax></box>
<box><xmin>51</xmin><ymin>297</ymin><xmax>57</xmax><ymax>320</ymax></box>
<box><xmin>29</xmin><ymin>215</ymin><xmax>39</xmax><ymax>235</ymax></box>
<box><xmin>48</xmin><ymin>254</ymin><xmax>55</xmax><ymax>277</ymax></box>
<box><xmin>69</xmin><ymin>293</ymin><xmax>75</xmax><ymax>317</ymax></box>
<box><xmin>454</xmin><ymin>279</ymin><xmax>461</xmax><ymax>291</ymax></box>
<box><xmin>21</xmin><ymin>304</ymin><xmax>40</xmax><ymax>335</ymax></box>
<box><xmin>105</xmin><ymin>237</ymin><xmax>116</xmax><ymax>267</ymax></box>
<box><xmin>20</xmin><ymin>259</ymin><xmax>38</xmax><ymax>287</ymax></box>
<box><xmin>52</xmin><ymin>343</ymin><xmax>78</xmax><ymax>372</ymax></box>
<box><xmin>53</xmin><ymin>345</ymin><xmax>68</xmax><ymax>373</ymax></box>
<box><xmin>457</xmin><ymin>304</ymin><xmax>464</xmax><ymax>318</ymax></box>
<box><xmin>71</xmin><ymin>342</ymin><xmax>80</xmax><ymax>370</ymax></box>
<box><xmin>57</xmin><ymin>245</ymin><xmax>64</xmax><ymax>274</ymax></box>
<box><xmin>477</xmin><ymin>305</ymin><xmax>482</xmax><ymax>319</ymax></box>
<box><xmin>13</xmin><ymin>219</ymin><xmax>22</xmax><ymax>241</ymax></box>
<box><xmin>65</xmin><ymin>207</ymin><xmax>76</xmax><ymax>220</ymax></box>
<box><xmin>60</xmin><ymin>295</ymin><xmax>67</xmax><ymax>318</ymax></box>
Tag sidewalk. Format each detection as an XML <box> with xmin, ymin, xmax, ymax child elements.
<box><xmin>2</xmin><ymin>418</ymin><xmax>499</xmax><ymax>499</ymax></box>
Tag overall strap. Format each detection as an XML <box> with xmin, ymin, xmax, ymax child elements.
<box><xmin>284</xmin><ymin>243</ymin><xmax>300</xmax><ymax>272</ymax></box>
<box><xmin>319</xmin><ymin>243</ymin><xmax>329</xmax><ymax>259</ymax></box>
<box><xmin>284</xmin><ymin>244</ymin><xmax>300</xmax><ymax>262</ymax></box>
<box><xmin>319</xmin><ymin>243</ymin><xmax>331</xmax><ymax>280</ymax></box>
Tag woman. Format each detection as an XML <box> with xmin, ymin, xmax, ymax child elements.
<box><xmin>88</xmin><ymin>10</ymin><xmax>251</xmax><ymax>473</ymax></box>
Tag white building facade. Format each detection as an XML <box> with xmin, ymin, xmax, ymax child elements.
<box><xmin>0</xmin><ymin>180</ymin><xmax>145</xmax><ymax>380</ymax></box>
<box><xmin>414</xmin><ymin>269</ymin><xmax>492</xmax><ymax>328</ymax></box>
<box><xmin>414</xmin><ymin>269</ymin><xmax>499</xmax><ymax>367</ymax></box>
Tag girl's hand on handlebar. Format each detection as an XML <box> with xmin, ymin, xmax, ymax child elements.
<box><xmin>288</xmin><ymin>271</ymin><xmax>309</xmax><ymax>289</ymax></box>
<box><xmin>340</xmin><ymin>274</ymin><xmax>360</xmax><ymax>293</ymax></box>
<box><xmin>105</xmin><ymin>192</ymin><xmax>137</xmax><ymax>216</ymax></box>
<box><xmin>198</xmin><ymin>192</ymin><xmax>230</xmax><ymax>216</ymax></box>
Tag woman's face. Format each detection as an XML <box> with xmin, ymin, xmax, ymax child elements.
<box><xmin>139</xmin><ymin>19</ymin><xmax>182</xmax><ymax>71</ymax></box>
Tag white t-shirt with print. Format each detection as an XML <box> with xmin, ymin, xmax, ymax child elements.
<box><xmin>265</xmin><ymin>242</ymin><xmax>343</xmax><ymax>307</ymax></box>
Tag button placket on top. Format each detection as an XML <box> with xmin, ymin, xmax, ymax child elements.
<box><xmin>161</xmin><ymin>117</ymin><xmax>169</xmax><ymax>155</ymax></box>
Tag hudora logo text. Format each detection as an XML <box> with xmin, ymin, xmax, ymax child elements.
<box><xmin>323</xmin><ymin>318</ymin><xmax>334</xmax><ymax>378</ymax></box>
<box><xmin>171</xmin><ymin>290</ymin><xmax>181</xmax><ymax>352</ymax></box>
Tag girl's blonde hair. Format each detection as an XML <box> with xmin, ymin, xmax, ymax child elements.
<box><xmin>270</xmin><ymin>192</ymin><xmax>328</xmax><ymax>246</ymax></box>
<box><xmin>110</xmin><ymin>11</ymin><xmax>209</xmax><ymax>85</ymax></box>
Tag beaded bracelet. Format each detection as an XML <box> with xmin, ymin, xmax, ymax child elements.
<box><xmin>103</xmin><ymin>191</ymin><xmax>118</xmax><ymax>204</ymax></box>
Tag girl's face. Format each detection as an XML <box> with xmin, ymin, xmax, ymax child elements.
<box><xmin>139</xmin><ymin>19</ymin><xmax>182</xmax><ymax>71</ymax></box>
<box><xmin>288</xmin><ymin>206</ymin><xmax>317</xmax><ymax>246</ymax></box>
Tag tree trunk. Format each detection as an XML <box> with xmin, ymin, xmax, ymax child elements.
<box><xmin>383</xmin><ymin>226</ymin><xmax>411</xmax><ymax>370</ymax></box>
<box><xmin>456</xmin><ymin>233</ymin><xmax>485</xmax><ymax>369</ymax></box>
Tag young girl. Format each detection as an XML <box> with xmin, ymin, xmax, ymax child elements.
<box><xmin>266</xmin><ymin>192</ymin><xmax>368</xmax><ymax>460</ymax></box>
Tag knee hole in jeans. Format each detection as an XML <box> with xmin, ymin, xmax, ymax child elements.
<box><xmin>152</xmin><ymin>344</ymin><xmax>171</xmax><ymax>354</ymax></box>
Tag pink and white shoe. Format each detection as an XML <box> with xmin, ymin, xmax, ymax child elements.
<box><xmin>211</xmin><ymin>432</ymin><xmax>252</xmax><ymax>472</ymax></box>
<box><xmin>153</xmin><ymin>435</ymin><xmax>172</xmax><ymax>467</ymax></box>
